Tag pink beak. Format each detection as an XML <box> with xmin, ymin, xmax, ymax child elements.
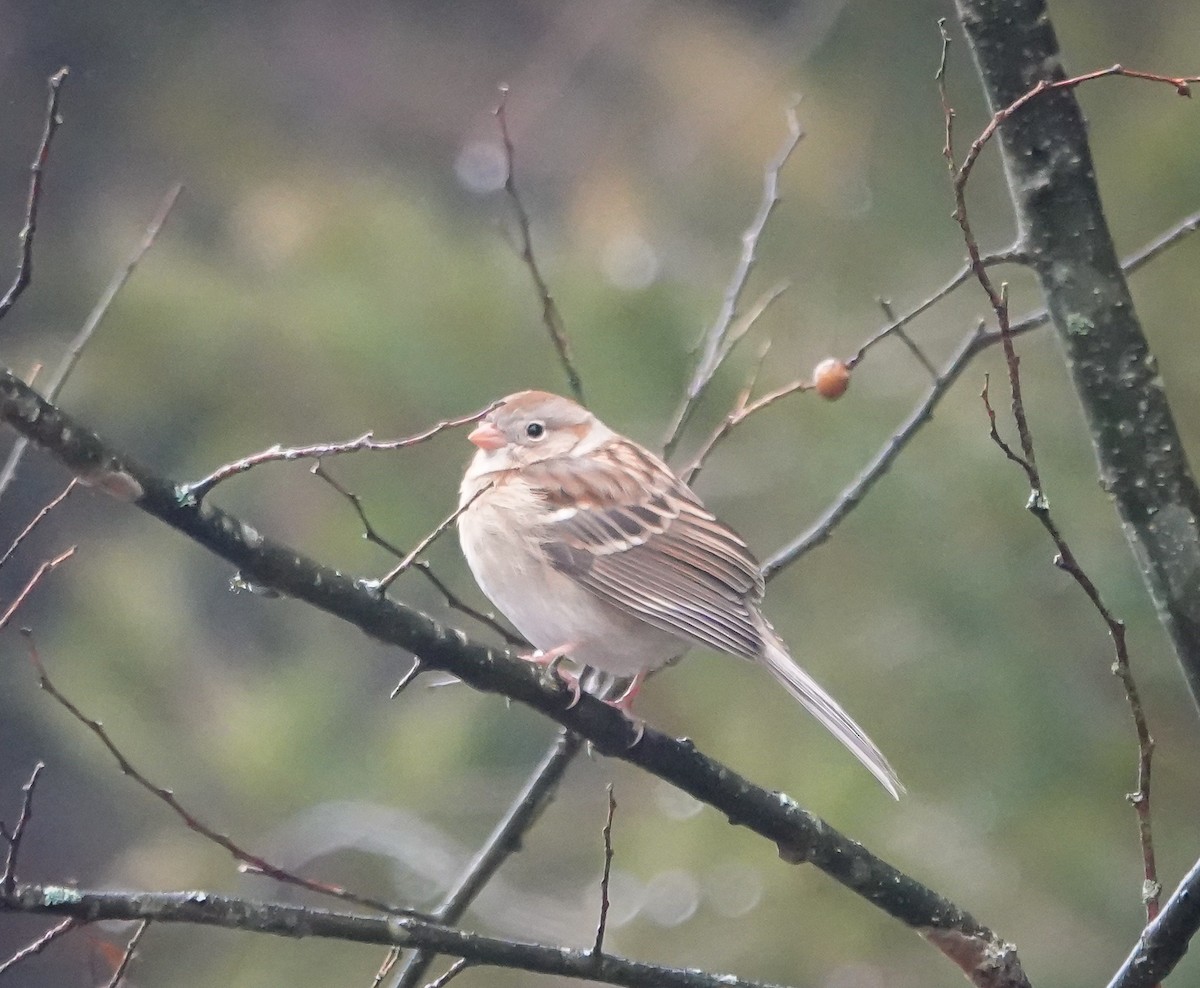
<box><xmin>468</xmin><ymin>421</ymin><xmax>506</xmax><ymax>451</ymax></box>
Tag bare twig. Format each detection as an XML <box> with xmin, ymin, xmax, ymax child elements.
<box><xmin>21</xmin><ymin>634</ymin><xmax>426</xmax><ymax>919</ymax></box>
<box><xmin>0</xmin><ymin>479</ymin><xmax>77</xmax><ymax>573</ymax></box>
<box><xmin>876</xmin><ymin>299</ymin><xmax>939</xmax><ymax>377</ymax></box>
<box><xmin>983</xmin><ymin>378</ymin><xmax>1160</xmax><ymax>920</ymax></box>
<box><xmin>0</xmin><ymin>184</ymin><xmax>182</xmax><ymax>502</ymax></box>
<box><xmin>104</xmin><ymin>920</ymin><xmax>149</xmax><ymax>988</ymax></box>
<box><xmin>423</xmin><ymin>958</ymin><xmax>470</xmax><ymax>988</ymax></box>
<box><xmin>376</xmin><ymin>485</ymin><xmax>490</xmax><ymax>592</ymax></box>
<box><xmin>592</xmin><ymin>784</ymin><xmax>617</xmax><ymax>960</ymax></box>
<box><xmin>663</xmin><ymin>105</ymin><xmax>804</xmax><ymax>457</ymax></box>
<box><xmin>495</xmin><ymin>88</ymin><xmax>585</xmax><ymax>405</ymax></box>
<box><xmin>0</xmin><ymin>67</ymin><xmax>68</xmax><ymax>325</ymax></box>
<box><xmin>186</xmin><ymin>402</ymin><xmax>499</xmax><ymax>502</ymax></box>
<box><xmin>980</xmin><ymin>375</ymin><xmax>1031</xmax><ymax>471</ymax></box>
<box><xmin>0</xmin><ymin>546</ymin><xmax>76</xmax><ymax>632</ymax></box>
<box><xmin>2</xmin><ymin>762</ymin><xmax>45</xmax><ymax>895</ymax></box>
<box><xmin>684</xmin><ymin>366</ymin><xmax>809</xmax><ymax>486</ymax></box>
<box><xmin>312</xmin><ymin>463</ymin><xmax>522</xmax><ymax>646</ymax></box>
<box><xmin>0</xmin><ymin>917</ymin><xmax>77</xmax><ymax>976</ymax></box>
<box><xmin>851</xmin><ymin>247</ymin><xmax>1028</xmax><ymax>366</ymax></box>
<box><xmin>390</xmin><ymin>658</ymin><xmax>426</xmax><ymax>698</ymax></box>
<box><xmin>386</xmin><ymin>731</ymin><xmax>586</xmax><ymax>988</ymax></box>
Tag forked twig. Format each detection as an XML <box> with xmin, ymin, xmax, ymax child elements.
<box><xmin>762</xmin><ymin>207</ymin><xmax>1200</xmax><ymax>580</ymax></box>
<box><xmin>312</xmin><ymin>463</ymin><xmax>521</xmax><ymax>646</ymax></box>
<box><xmin>684</xmin><ymin>360</ymin><xmax>808</xmax><ymax>485</ymax></box>
<box><xmin>851</xmin><ymin>247</ymin><xmax>1027</xmax><ymax>366</ymax></box>
<box><xmin>663</xmin><ymin>105</ymin><xmax>804</xmax><ymax>457</ymax></box>
<box><xmin>423</xmin><ymin>958</ymin><xmax>470</xmax><ymax>988</ymax></box>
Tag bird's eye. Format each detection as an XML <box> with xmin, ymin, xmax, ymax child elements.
<box><xmin>525</xmin><ymin>421</ymin><xmax>546</xmax><ymax>440</ymax></box>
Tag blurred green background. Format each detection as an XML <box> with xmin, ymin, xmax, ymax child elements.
<box><xmin>1</xmin><ymin>1</ymin><xmax>1198</xmax><ymax>985</ymax></box>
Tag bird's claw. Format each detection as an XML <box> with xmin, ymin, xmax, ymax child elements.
<box><xmin>536</xmin><ymin>653</ymin><xmax>582</xmax><ymax>709</ymax></box>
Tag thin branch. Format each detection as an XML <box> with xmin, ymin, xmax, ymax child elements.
<box><xmin>495</xmin><ymin>88</ymin><xmax>585</xmax><ymax>406</ymax></box>
<box><xmin>0</xmin><ymin>546</ymin><xmax>76</xmax><ymax>632</ymax></box>
<box><xmin>876</xmin><ymin>299</ymin><xmax>939</xmax><ymax>377</ymax></box>
<box><xmin>851</xmin><ymin>247</ymin><xmax>1027</xmax><ymax>366</ymax></box>
<box><xmin>2</xmin><ymin>762</ymin><xmax>45</xmax><ymax>895</ymax></box>
<box><xmin>663</xmin><ymin>104</ymin><xmax>804</xmax><ymax>458</ymax></box>
<box><xmin>186</xmin><ymin>401</ymin><xmax>499</xmax><ymax>502</ymax></box>
<box><xmin>389</xmin><ymin>658</ymin><xmax>426</xmax><ymax>699</ymax></box>
<box><xmin>0</xmin><ymin>479</ymin><xmax>77</xmax><ymax>573</ymax></box>
<box><xmin>386</xmin><ymin>730</ymin><xmax>586</xmax><ymax>988</ymax></box>
<box><xmin>21</xmin><ymin>633</ymin><xmax>426</xmax><ymax>919</ymax></box>
<box><xmin>684</xmin><ymin>368</ymin><xmax>809</xmax><ymax>487</ymax></box>
<box><xmin>0</xmin><ymin>67</ymin><xmax>68</xmax><ymax>325</ymax></box>
<box><xmin>717</xmin><ymin>281</ymin><xmax>790</xmax><ymax>368</ymax></box>
<box><xmin>592</xmin><ymin>785</ymin><xmax>617</xmax><ymax>960</ymax></box>
<box><xmin>2</xmin><ymin>883</ymin><xmax>795</xmax><ymax>988</ymax></box>
<box><xmin>1116</xmin><ymin>207</ymin><xmax>1200</xmax><ymax>273</ymax></box>
<box><xmin>104</xmin><ymin>920</ymin><xmax>149</xmax><ymax>988</ymax></box>
<box><xmin>312</xmin><ymin>462</ymin><xmax>522</xmax><ymax>646</ymax></box>
<box><xmin>0</xmin><ymin>184</ymin><xmax>182</xmax><ymax>502</ymax></box>
<box><xmin>375</xmin><ymin>485</ymin><xmax>490</xmax><ymax>592</ymax></box>
<box><xmin>982</xmin><ymin>378</ymin><xmax>1159</xmax><ymax>921</ymax></box>
<box><xmin>424</xmin><ymin>958</ymin><xmax>470</xmax><ymax>988</ymax></box>
<box><xmin>0</xmin><ymin>916</ymin><xmax>77</xmax><ymax>976</ymax></box>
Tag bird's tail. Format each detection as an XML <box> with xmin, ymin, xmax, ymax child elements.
<box><xmin>760</xmin><ymin>634</ymin><xmax>904</xmax><ymax>799</ymax></box>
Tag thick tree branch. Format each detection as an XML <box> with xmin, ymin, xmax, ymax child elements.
<box><xmin>0</xmin><ymin>368</ymin><xmax>1030</xmax><ymax>987</ymax></box>
<box><xmin>956</xmin><ymin>0</ymin><xmax>1200</xmax><ymax>711</ymax></box>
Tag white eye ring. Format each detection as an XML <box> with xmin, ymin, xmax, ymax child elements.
<box><xmin>525</xmin><ymin>421</ymin><xmax>546</xmax><ymax>440</ymax></box>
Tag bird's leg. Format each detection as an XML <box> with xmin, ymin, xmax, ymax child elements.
<box><xmin>605</xmin><ymin>672</ymin><xmax>647</xmax><ymax>745</ymax></box>
<box><xmin>608</xmin><ymin>671</ymin><xmax>645</xmax><ymax>712</ymax></box>
<box><xmin>521</xmin><ymin>642</ymin><xmax>576</xmax><ymax>666</ymax></box>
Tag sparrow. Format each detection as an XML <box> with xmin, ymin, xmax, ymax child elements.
<box><xmin>457</xmin><ymin>390</ymin><xmax>902</xmax><ymax>798</ymax></box>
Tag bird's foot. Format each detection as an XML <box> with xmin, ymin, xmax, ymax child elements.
<box><xmin>521</xmin><ymin>643</ymin><xmax>582</xmax><ymax>708</ymax></box>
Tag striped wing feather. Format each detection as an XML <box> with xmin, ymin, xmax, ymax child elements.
<box><xmin>529</xmin><ymin>441</ymin><xmax>767</xmax><ymax>658</ymax></box>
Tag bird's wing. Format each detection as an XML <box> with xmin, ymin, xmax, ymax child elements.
<box><xmin>526</xmin><ymin>440</ymin><xmax>766</xmax><ymax>658</ymax></box>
